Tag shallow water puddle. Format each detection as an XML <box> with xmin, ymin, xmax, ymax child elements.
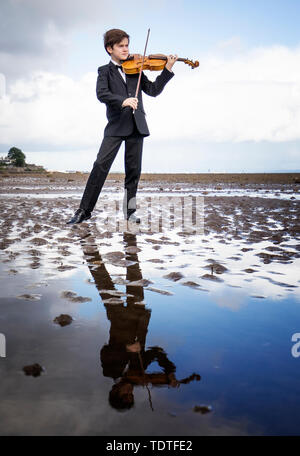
<box><xmin>0</xmin><ymin>193</ymin><xmax>299</xmax><ymax>435</ymax></box>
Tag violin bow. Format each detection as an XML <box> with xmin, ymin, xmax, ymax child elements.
<box><xmin>133</xmin><ymin>28</ymin><xmax>150</xmax><ymax>113</ymax></box>
<box><xmin>137</xmin><ymin>351</ymin><xmax>154</xmax><ymax>412</ymax></box>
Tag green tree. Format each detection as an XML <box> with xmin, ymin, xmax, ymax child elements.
<box><xmin>7</xmin><ymin>147</ymin><xmax>26</xmax><ymax>167</ymax></box>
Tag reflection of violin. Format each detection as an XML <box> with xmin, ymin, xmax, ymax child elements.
<box><xmin>122</xmin><ymin>53</ymin><xmax>199</xmax><ymax>74</ymax></box>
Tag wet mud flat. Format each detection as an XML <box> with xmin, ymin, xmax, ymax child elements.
<box><xmin>1</xmin><ymin>171</ymin><xmax>300</xmax><ymax>195</ymax></box>
<box><xmin>0</xmin><ymin>174</ymin><xmax>300</xmax><ymax>436</ymax></box>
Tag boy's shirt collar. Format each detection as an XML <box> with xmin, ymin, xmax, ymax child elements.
<box><xmin>110</xmin><ymin>59</ymin><xmax>120</xmax><ymax>66</ymax></box>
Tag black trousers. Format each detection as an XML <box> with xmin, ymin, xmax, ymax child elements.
<box><xmin>80</xmin><ymin>124</ymin><xmax>144</xmax><ymax>216</ymax></box>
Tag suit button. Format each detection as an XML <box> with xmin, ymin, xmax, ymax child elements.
<box><xmin>129</xmin><ymin>92</ymin><xmax>132</xmax><ymax>96</ymax></box>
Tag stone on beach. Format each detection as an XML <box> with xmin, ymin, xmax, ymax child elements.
<box><xmin>57</xmin><ymin>264</ymin><xmax>76</xmax><ymax>271</ymax></box>
<box><xmin>201</xmin><ymin>273</ymin><xmax>223</xmax><ymax>282</ymax></box>
<box><xmin>22</xmin><ymin>363</ymin><xmax>44</xmax><ymax>377</ymax></box>
<box><xmin>16</xmin><ymin>293</ymin><xmax>41</xmax><ymax>301</ymax></box>
<box><xmin>182</xmin><ymin>281</ymin><xmax>201</xmax><ymax>288</ymax></box>
<box><xmin>125</xmin><ymin>246</ymin><xmax>141</xmax><ymax>254</ymax></box>
<box><xmin>104</xmin><ymin>251</ymin><xmax>124</xmax><ymax>261</ymax></box>
<box><xmin>204</xmin><ymin>262</ymin><xmax>228</xmax><ymax>274</ymax></box>
<box><xmin>193</xmin><ymin>405</ymin><xmax>212</xmax><ymax>414</ymax></box>
<box><xmin>60</xmin><ymin>290</ymin><xmax>91</xmax><ymax>303</ymax></box>
<box><xmin>163</xmin><ymin>272</ymin><xmax>185</xmax><ymax>282</ymax></box>
<box><xmin>53</xmin><ymin>314</ymin><xmax>73</xmax><ymax>326</ymax></box>
<box><xmin>31</xmin><ymin>237</ymin><xmax>48</xmax><ymax>246</ymax></box>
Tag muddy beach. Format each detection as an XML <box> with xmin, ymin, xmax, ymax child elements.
<box><xmin>1</xmin><ymin>171</ymin><xmax>300</xmax><ymax>194</ymax></box>
<box><xmin>0</xmin><ymin>173</ymin><xmax>299</xmax><ymax>436</ymax></box>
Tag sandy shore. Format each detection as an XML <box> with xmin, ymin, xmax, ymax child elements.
<box><xmin>0</xmin><ymin>172</ymin><xmax>299</xmax><ymax>262</ymax></box>
<box><xmin>0</xmin><ymin>172</ymin><xmax>300</xmax><ymax>198</ymax></box>
<box><xmin>1</xmin><ymin>171</ymin><xmax>300</xmax><ymax>186</ymax></box>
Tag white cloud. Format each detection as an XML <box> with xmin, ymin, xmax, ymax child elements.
<box><xmin>0</xmin><ymin>71</ymin><xmax>104</xmax><ymax>147</ymax></box>
<box><xmin>1</xmin><ymin>44</ymin><xmax>300</xmax><ymax>171</ymax></box>
<box><xmin>146</xmin><ymin>44</ymin><xmax>300</xmax><ymax>143</ymax></box>
<box><xmin>0</xmin><ymin>0</ymin><xmax>149</xmax><ymax>81</ymax></box>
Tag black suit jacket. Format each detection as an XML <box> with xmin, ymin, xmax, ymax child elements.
<box><xmin>96</xmin><ymin>61</ymin><xmax>174</xmax><ymax>137</ymax></box>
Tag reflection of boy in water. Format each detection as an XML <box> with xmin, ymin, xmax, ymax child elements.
<box><xmin>99</xmin><ymin>233</ymin><xmax>180</xmax><ymax>410</ymax></box>
<box><xmin>106</xmin><ymin>343</ymin><xmax>179</xmax><ymax>410</ymax></box>
<box><xmin>82</xmin><ymin>231</ymin><xmax>200</xmax><ymax>411</ymax></box>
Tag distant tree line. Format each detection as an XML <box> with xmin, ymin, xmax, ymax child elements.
<box><xmin>0</xmin><ymin>147</ymin><xmax>26</xmax><ymax>167</ymax></box>
<box><xmin>0</xmin><ymin>147</ymin><xmax>45</xmax><ymax>172</ymax></box>
<box><xmin>7</xmin><ymin>147</ymin><xmax>26</xmax><ymax>167</ymax></box>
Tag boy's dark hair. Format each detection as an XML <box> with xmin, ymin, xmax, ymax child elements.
<box><xmin>108</xmin><ymin>382</ymin><xmax>134</xmax><ymax>411</ymax></box>
<box><xmin>103</xmin><ymin>29</ymin><xmax>130</xmax><ymax>55</ymax></box>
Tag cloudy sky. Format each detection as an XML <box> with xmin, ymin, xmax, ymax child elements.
<box><xmin>0</xmin><ymin>0</ymin><xmax>300</xmax><ymax>172</ymax></box>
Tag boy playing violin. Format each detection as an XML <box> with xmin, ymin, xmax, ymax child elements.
<box><xmin>67</xmin><ymin>28</ymin><xmax>177</xmax><ymax>225</ymax></box>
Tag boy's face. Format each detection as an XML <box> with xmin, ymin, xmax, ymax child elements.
<box><xmin>118</xmin><ymin>382</ymin><xmax>134</xmax><ymax>406</ymax></box>
<box><xmin>107</xmin><ymin>38</ymin><xmax>129</xmax><ymax>62</ymax></box>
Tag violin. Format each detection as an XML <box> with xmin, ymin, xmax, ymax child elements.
<box><xmin>122</xmin><ymin>53</ymin><xmax>199</xmax><ymax>74</ymax></box>
<box><xmin>127</xmin><ymin>29</ymin><xmax>199</xmax><ymax>111</ymax></box>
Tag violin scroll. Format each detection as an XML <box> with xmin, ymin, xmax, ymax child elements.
<box><xmin>183</xmin><ymin>58</ymin><xmax>199</xmax><ymax>69</ymax></box>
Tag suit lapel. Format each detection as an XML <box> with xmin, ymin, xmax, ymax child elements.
<box><xmin>109</xmin><ymin>61</ymin><xmax>127</xmax><ymax>87</ymax></box>
<box><xmin>126</xmin><ymin>73</ymin><xmax>139</xmax><ymax>96</ymax></box>
<box><xmin>108</xmin><ymin>61</ymin><xmax>140</xmax><ymax>97</ymax></box>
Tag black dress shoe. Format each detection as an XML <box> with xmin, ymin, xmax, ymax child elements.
<box><xmin>67</xmin><ymin>208</ymin><xmax>91</xmax><ymax>225</ymax></box>
<box><xmin>126</xmin><ymin>213</ymin><xmax>141</xmax><ymax>223</ymax></box>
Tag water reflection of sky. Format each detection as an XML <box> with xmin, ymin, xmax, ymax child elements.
<box><xmin>0</xmin><ymin>191</ymin><xmax>299</xmax><ymax>436</ymax></box>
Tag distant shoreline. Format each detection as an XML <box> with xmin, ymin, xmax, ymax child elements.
<box><xmin>1</xmin><ymin>171</ymin><xmax>299</xmax><ymax>185</ymax></box>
